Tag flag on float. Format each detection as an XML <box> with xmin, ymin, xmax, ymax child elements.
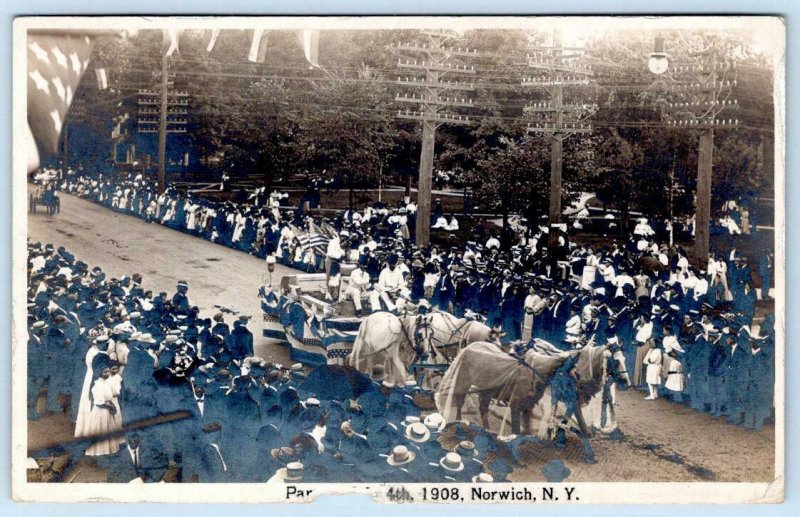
<box><xmin>27</xmin><ymin>31</ymin><xmax>95</xmax><ymax>157</ymax></box>
<box><xmin>248</xmin><ymin>28</ymin><xmax>269</xmax><ymax>63</ymax></box>
<box><xmin>320</xmin><ymin>316</ymin><xmax>361</xmax><ymax>362</ymax></box>
<box><xmin>290</xmin><ymin>223</ymin><xmax>330</xmax><ymax>253</ymax></box>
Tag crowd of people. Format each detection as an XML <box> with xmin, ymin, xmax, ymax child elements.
<box><xmin>28</xmin><ymin>167</ymin><xmax>776</xmax><ymax>483</ymax></box>
<box><xmin>27</xmin><ymin>240</ymin><xmax>556</xmax><ymax>483</ymax></box>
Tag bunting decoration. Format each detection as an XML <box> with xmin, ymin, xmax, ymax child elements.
<box><xmin>162</xmin><ymin>28</ymin><xmax>181</xmax><ymax>57</ymax></box>
<box><xmin>299</xmin><ymin>29</ymin><xmax>320</xmax><ymax>68</ymax></box>
<box><xmin>248</xmin><ymin>28</ymin><xmax>269</xmax><ymax>63</ymax></box>
<box><xmin>205</xmin><ymin>28</ymin><xmax>221</xmax><ymax>53</ymax></box>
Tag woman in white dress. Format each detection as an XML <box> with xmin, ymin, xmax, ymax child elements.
<box><xmin>582</xmin><ymin>249</ymin><xmax>599</xmax><ymax>289</ymax></box>
<box><xmin>663</xmin><ymin>351</ymin><xmax>685</xmax><ymax>403</ymax></box>
<box><xmin>643</xmin><ymin>345</ymin><xmax>663</xmax><ymax>401</ymax></box>
<box><xmin>108</xmin><ymin>364</ymin><xmax>126</xmax><ymax>449</ymax></box>
<box><xmin>84</xmin><ymin>366</ymin><xmax>123</xmax><ymax>457</ymax></box>
<box><xmin>74</xmin><ymin>336</ymin><xmax>106</xmax><ymax>438</ymax></box>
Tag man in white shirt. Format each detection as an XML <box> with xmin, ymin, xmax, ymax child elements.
<box><xmin>614</xmin><ymin>270</ymin><xmax>634</xmax><ymax>298</ymax></box>
<box><xmin>343</xmin><ymin>261</ymin><xmax>373</xmax><ymax>316</ymax></box>
<box><xmin>376</xmin><ymin>255</ymin><xmax>410</xmax><ymax>312</ymax></box>
<box><xmin>324</xmin><ymin>234</ymin><xmax>343</xmax><ymax>283</ymax></box>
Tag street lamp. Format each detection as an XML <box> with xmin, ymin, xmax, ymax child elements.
<box><xmin>648</xmin><ymin>36</ymin><xmax>670</xmax><ymax>75</ymax></box>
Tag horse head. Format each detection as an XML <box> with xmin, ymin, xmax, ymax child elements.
<box><xmin>604</xmin><ymin>344</ymin><xmax>631</xmax><ymax>389</ymax></box>
<box><xmin>412</xmin><ymin>314</ymin><xmax>434</xmax><ymax>360</ymax></box>
<box><xmin>488</xmin><ymin>326</ymin><xmax>504</xmax><ymax>345</ymax></box>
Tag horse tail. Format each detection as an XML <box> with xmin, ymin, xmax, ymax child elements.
<box><xmin>349</xmin><ymin>314</ymin><xmax>372</xmax><ymax>368</ymax></box>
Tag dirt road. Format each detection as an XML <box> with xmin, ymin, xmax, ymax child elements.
<box><xmin>26</xmin><ymin>188</ymin><xmax>775</xmax><ymax>483</ymax></box>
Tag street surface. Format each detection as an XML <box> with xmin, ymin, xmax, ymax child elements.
<box><xmin>27</xmin><ymin>187</ymin><xmax>775</xmax><ymax>483</ymax></box>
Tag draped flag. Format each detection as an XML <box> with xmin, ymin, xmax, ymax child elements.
<box><xmin>27</xmin><ymin>31</ymin><xmax>94</xmax><ymax>158</ymax></box>
<box><xmin>298</xmin><ymin>29</ymin><xmax>320</xmax><ymax>68</ymax></box>
<box><xmin>248</xmin><ymin>28</ymin><xmax>269</xmax><ymax>63</ymax></box>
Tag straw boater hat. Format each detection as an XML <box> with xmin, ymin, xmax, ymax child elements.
<box><xmin>387</xmin><ymin>445</ymin><xmax>416</xmax><ymax>467</ymax></box>
<box><xmin>402</xmin><ymin>415</ymin><xmax>421</xmax><ymax>426</ymax></box>
<box><xmin>439</xmin><ymin>452</ymin><xmax>465</xmax><ymax>472</ymax></box>
<box><xmin>424</xmin><ymin>413</ymin><xmax>447</xmax><ymax>432</ymax></box>
<box><xmin>285</xmin><ymin>462</ymin><xmax>303</xmax><ymax>481</ymax></box>
<box><xmin>472</xmin><ymin>472</ymin><xmax>494</xmax><ymax>483</ymax></box>
<box><xmin>405</xmin><ymin>422</ymin><xmax>431</xmax><ymax>443</ymax></box>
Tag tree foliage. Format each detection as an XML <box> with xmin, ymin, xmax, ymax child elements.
<box><xmin>76</xmin><ymin>27</ymin><xmax>775</xmax><ymax>216</ymax></box>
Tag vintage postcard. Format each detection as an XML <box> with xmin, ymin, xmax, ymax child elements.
<box><xmin>11</xmin><ymin>15</ymin><xmax>784</xmax><ymax>504</ymax></box>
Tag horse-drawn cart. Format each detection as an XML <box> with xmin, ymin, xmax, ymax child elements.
<box><xmin>29</xmin><ymin>187</ymin><xmax>60</xmax><ymax>216</ymax></box>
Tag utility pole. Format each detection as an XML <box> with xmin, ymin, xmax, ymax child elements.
<box><xmin>157</xmin><ymin>55</ymin><xmax>168</xmax><ymax>193</ymax></box>
<box><xmin>396</xmin><ymin>32</ymin><xmax>477</xmax><ymax>247</ymax></box>
<box><xmin>522</xmin><ymin>29</ymin><xmax>594</xmax><ymax>277</ymax></box>
<box><xmin>137</xmin><ymin>59</ymin><xmax>188</xmax><ymax>193</ymax></box>
<box><xmin>665</xmin><ymin>51</ymin><xmax>738</xmax><ymax>264</ymax></box>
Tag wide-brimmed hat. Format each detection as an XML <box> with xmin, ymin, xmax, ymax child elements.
<box><xmin>270</xmin><ymin>446</ymin><xmax>294</xmax><ymax>460</ymax></box>
<box><xmin>285</xmin><ymin>462</ymin><xmax>303</xmax><ymax>481</ymax></box>
<box><xmin>424</xmin><ymin>413</ymin><xmax>447</xmax><ymax>432</ymax></box>
<box><xmin>472</xmin><ymin>472</ymin><xmax>494</xmax><ymax>482</ymax></box>
<box><xmin>370</xmin><ymin>364</ymin><xmax>387</xmax><ymax>382</ymax></box>
<box><xmin>138</xmin><ymin>333</ymin><xmax>156</xmax><ymax>344</ymax></box>
<box><xmin>455</xmin><ymin>440</ymin><xmax>477</xmax><ymax>457</ymax></box>
<box><xmin>405</xmin><ymin>422</ymin><xmax>431</xmax><ymax>443</ymax></box>
<box><xmin>130</xmin><ymin>331</ymin><xmax>143</xmax><ymax>341</ymax></box>
<box><xmin>340</xmin><ymin>421</ymin><xmax>356</xmax><ymax>437</ymax></box>
<box><xmin>439</xmin><ymin>452</ymin><xmax>464</xmax><ymax>472</ymax></box>
<box><xmin>387</xmin><ymin>445</ymin><xmax>416</xmax><ymax>467</ymax></box>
